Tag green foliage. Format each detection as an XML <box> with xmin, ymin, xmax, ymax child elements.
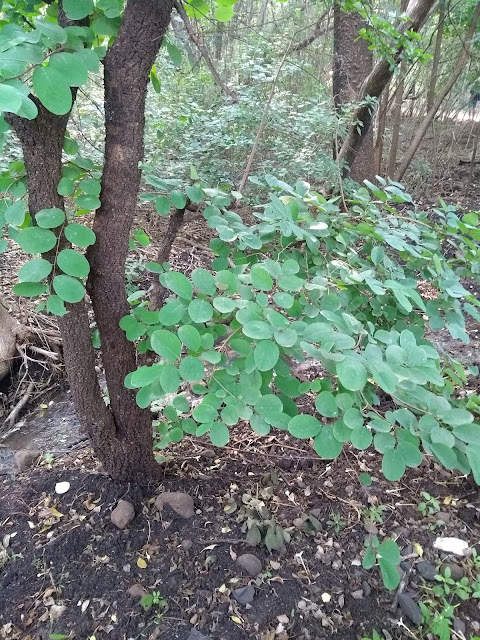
<box><xmin>417</xmin><ymin>492</ymin><xmax>440</xmax><ymax>517</ymax></box>
<box><xmin>363</xmin><ymin>536</ymin><xmax>401</xmax><ymax>590</ymax></box>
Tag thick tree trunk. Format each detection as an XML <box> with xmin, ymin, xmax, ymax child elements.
<box><xmin>87</xmin><ymin>0</ymin><xmax>174</xmax><ymax>481</ymax></box>
<box><xmin>395</xmin><ymin>2</ymin><xmax>480</xmax><ymax>181</ymax></box>
<box><xmin>333</xmin><ymin>2</ymin><xmax>373</xmax><ymax>182</ymax></box>
<box><xmin>337</xmin><ymin>0</ymin><xmax>437</xmax><ymax>173</ymax></box>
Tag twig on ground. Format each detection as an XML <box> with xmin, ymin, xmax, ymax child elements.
<box><xmin>5</xmin><ymin>381</ymin><xmax>35</xmax><ymax>427</ymax></box>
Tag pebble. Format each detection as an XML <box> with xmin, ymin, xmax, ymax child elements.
<box><xmin>398</xmin><ymin>593</ymin><xmax>422</xmax><ymax>625</ymax></box>
<box><xmin>127</xmin><ymin>583</ymin><xmax>147</xmax><ymax>599</ymax></box>
<box><xmin>351</xmin><ymin>589</ymin><xmax>364</xmax><ymax>600</ymax></box>
<box><xmin>416</xmin><ymin>560</ymin><xmax>437</xmax><ymax>581</ymax></box>
<box><xmin>362</xmin><ymin>581</ymin><xmax>371</xmax><ymax>597</ymax></box>
<box><xmin>400</xmin><ymin>561</ymin><xmax>412</xmax><ymax>572</ymax></box>
<box><xmin>440</xmin><ymin>562</ymin><xmax>464</xmax><ymax>581</ymax></box>
<box><xmin>435</xmin><ymin>512</ymin><xmax>451</xmax><ymax>524</ymax></box>
<box><xmin>453</xmin><ymin>618</ymin><xmax>466</xmax><ymax>634</ymax></box>
<box><xmin>181</xmin><ymin>539</ymin><xmax>193</xmax><ymax>551</ymax></box>
<box><xmin>110</xmin><ymin>500</ymin><xmax>135</xmax><ymax>530</ymax></box>
<box><xmin>232</xmin><ymin>585</ymin><xmax>255</xmax><ymax>605</ymax></box>
<box><xmin>155</xmin><ymin>492</ymin><xmax>194</xmax><ymax>519</ymax></box>
<box><xmin>401</xmin><ymin>545</ymin><xmax>413</xmax><ymax>557</ymax></box>
<box><xmin>14</xmin><ymin>449</ymin><xmax>40</xmax><ymax>472</ymax></box>
<box><xmin>236</xmin><ymin>553</ymin><xmax>262</xmax><ymax>576</ymax></box>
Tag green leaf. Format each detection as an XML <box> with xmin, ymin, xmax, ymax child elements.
<box><xmin>179</xmin><ymin>356</ymin><xmax>204</xmax><ymax>382</ymax></box>
<box><xmin>256</xmin><ymin>394</ymin><xmax>283</xmax><ymax>416</ymax></box>
<box><xmin>4</xmin><ymin>200</ymin><xmax>26</xmax><ymax>226</ymax></box>
<box><xmin>155</xmin><ymin>196</ymin><xmax>171</xmax><ymax>215</ymax></box>
<box><xmin>34</xmin><ymin>19</ymin><xmax>67</xmax><ymax>44</ymax></box>
<box><xmin>215</xmin><ymin>4</ymin><xmax>234</xmax><ymax>21</ymax></box>
<box><xmin>314</xmin><ymin>425</ymin><xmax>343</xmax><ymax>459</ymax></box>
<box><xmin>52</xmin><ymin>274</ymin><xmax>84</xmax><ymax>303</ymax></box>
<box><xmin>64</xmin><ymin>223</ymin><xmax>96</xmax><ymax>247</ymax></box>
<box><xmin>351</xmin><ymin>426</ymin><xmax>372</xmax><ymax>450</ymax></box>
<box><xmin>193</xmin><ymin>402</ymin><xmax>218</xmax><ymax>423</ymax></box>
<box><xmin>63</xmin><ymin>138</ymin><xmax>79</xmax><ymax>155</ymax></box>
<box><xmin>57</xmin><ymin>177</ymin><xmax>75</xmax><ymax>196</ymax></box>
<box><xmin>130</xmin><ymin>365</ymin><xmax>162</xmax><ymax>388</ymax></box>
<box><xmin>336</xmin><ymin>357</ymin><xmax>367</xmax><ymax>391</ymax></box>
<box><xmin>36</xmin><ymin>208</ymin><xmax>65</xmax><ymax>229</ymax></box>
<box><xmin>210</xmin><ymin>421</ymin><xmax>229</xmax><ymax>446</ymax></box>
<box><xmin>192</xmin><ymin>268</ymin><xmax>216</xmax><ymax>295</ymax></box>
<box><xmin>188</xmin><ymin>298</ymin><xmax>213</xmax><ymax>323</ymax></box>
<box><xmin>16</xmin><ymin>227</ymin><xmax>57</xmax><ymax>254</ymax></box>
<box><xmin>453</xmin><ymin>423</ymin><xmax>480</xmax><ymax>444</ymax></box>
<box><xmin>359</xmin><ymin>472</ymin><xmax>372</xmax><ymax>486</ymax></box>
<box><xmin>378</xmin><ymin>557</ymin><xmax>400</xmax><ymax>590</ymax></box>
<box><xmin>465</xmin><ymin>444</ymin><xmax>480</xmax><ymax>484</ymax></box>
<box><xmin>254</xmin><ymin>340</ymin><xmax>279</xmax><ymax>371</ymax></box>
<box><xmin>344</xmin><ymin>408</ymin><xmax>363</xmax><ymax>429</ymax></box>
<box><xmin>46</xmin><ymin>295</ymin><xmax>67</xmax><ymax>316</ymax></box>
<box><xmin>273</xmin><ymin>292</ymin><xmax>294</xmax><ymax>309</ymax></box>
<box><xmin>162</xmin><ymin>271</ymin><xmax>193</xmax><ymax>300</ymax></box>
<box><xmin>32</xmin><ymin>66</ymin><xmax>72</xmax><ymax>115</ymax></box>
<box><xmin>76</xmin><ymin>194</ymin><xmax>101</xmax><ymax>210</ymax></box>
<box><xmin>378</xmin><ymin>540</ymin><xmax>400</xmax><ymax>565</ymax></box>
<box><xmin>63</xmin><ymin>0</ymin><xmax>94</xmax><ymax>20</ymax></box>
<box><xmin>362</xmin><ymin>546</ymin><xmax>376</xmax><ymax>569</ymax></box>
<box><xmin>251</xmin><ymin>265</ymin><xmax>273</xmax><ymax>291</ymax></box>
<box><xmin>0</xmin><ymin>84</ymin><xmax>23</xmax><ymax>115</ymax></box>
<box><xmin>243</xmin><ymin>321</ymin><xmax>273</xmax><ymax>339</ymax></box>
<box><xmin>178</xmin><ymin>325</ymin><xmax>201</xmax><ymax>351</ymax></box>
<box><xmin>288</xmin><ymin>414</ymin><xmax>322</xmax><ymax>439</ymax></box>
<box><xmin>159</xmin><ymin>365</ymin><xmax>180</xmax><ymax>393</ymax></box>
<box><xmin>439</xmin><ymin>409</ymin><xmax>474</xmax><ymax>427</ymax></box>
<box><xmin>151</xmin><ymin>330</ymin><xmax>182</xmax><ymax>360</ymax></box>
<box><xmin>49</xmin><ymin>52</ymin><xmax>89</xmax><ymax>87</ymax></box>
<box><xmin>13</xmin><ymin>282</ymin><xmax>48</xmax><ymax>297</ymax></box>
<box><xmin>18</xmin><ymin>258</ymin><xmax>52</xmax><ymax>282</ymax></box>
<box><xmin>315</xmin><ymin>391</ymin><xmax>338</xmax><ymax>418</ymax></box>
<box><xmin>430</xmin><ymin>442</ymin><xmax>457</xmax><ymax>469</ymax></box>
<box><xmin>169</xmin><ymin>189</ymin><xmax>186</xmax><ymax>209</ymax></box>
<box><xmin>213</xmin><ymin>296</ymin><xmax>236</xmax><ymax>313</ymax></box>
<box><xmin>57</xmin><ymin>249</ymin><xmax>90</xmax><ymax>278</ymax></box>
<box><xmin>158</xmin><ymin>299</ymin><xmax>185</xmax><ymax>325</ymax></box>
<box><xmin>382</xmin><ymin>448</ymin><xmax>406</xmax><ymax>481</ymax></box>
<box><xmin>166</xmin><ymin>41</ymin><xmax>182</xmax><ymax>67</ymax></box>
<box><xmin>185</xmin><ymin>186</ymin><xmax>204</xmax><ymax>203</ymax></box>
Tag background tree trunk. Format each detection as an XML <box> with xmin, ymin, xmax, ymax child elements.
<box><xmin>333</xmin><ymin>1</ymin><xmax>374</xmax><ymax>182</ymax></box>
<box><xmin>426</xmin><ymin>0</ymin><xmax>445</xmax><ymax>112</ymax></box>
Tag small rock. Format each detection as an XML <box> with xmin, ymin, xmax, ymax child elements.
<box><xmin>453</xmin><ymin>618</ymin><xmax>466</xmax><ymax>634</ymax></box>
<box><xmin>232</xmin><ymin>585</ymin><xmax>255</xmax><ymax>605</ymax></box>
<box><xmin>351</xmin><ymin>589</ymin><xmax>364</xmax><ymax>600</ymax></box>
<box><xmin>362</xmin><ymin>581</ymin><xmax>371</xmax><ymax>597</ymax></box>
<box><xmin>338</xmin><ymin>594</ymin><xmax>345</xmax><ymax>608</ymax></box>
<box><xmin>400</xmin><ymin>561</ymin><xmax>412</xmax><ymax>572</ymax></box>
<box><xmin>402</xmin><ymin>545</ymin><xmax>413</xmax><ymax>557</ymax></box>
<box><xmin>435</xmin><ymin>512</ymin><xmax>450</xmax><ymax>524</ymax></box>
<box><xmin>199</xmin><ymin>449</ymin><xmax>216</xmax><ymax>459</ymax></box>
<box><xmin>187</xmin><ymin>630</ymin><xmax>213</xmax><ymax>640</ymax></box>
<box><xmin>440</xmin><ymin>562</ymin><xmax>464</xmax><ymax>581</ymax></box>
<box><xmin>434</xmin><ymin>537</ymin><xmax>470</xmax><ymax>557</ymax></box>
<box><xmin>398</xmin><ymin>593</ymin><xmax>422</xmax><ymax>625</ymax></box>
<box><xmin>155</xmin><ymin>492</ymin><xmax>194</xmax><ymax>519</ymax></box>
<box><xmin>416</xmin><ymin>560</ymin><xmax>437</xmax><ymax>581</ymax></box>
<box><xmin>293</xmin><ymin>517</ymin><xmax>304</xmax><ymax>528</ymax></box>
<box><xmin>14</xmin><ymin>449</ymin><xmax>40</xmax><ymax>472</ymax></box>
<box><xmin>236</xmin><ymin>553</ymin><xmax>262</xmax><ymax>576</ymax></box>
<box><xmin>297</xmin><ymin>600</ymin><xmax>307</xmax><ymax>611</ymax></box>
<box><xmin>111</xmin><ymin>500</ymin><xmax>135</xmax><ymax>530</ymax></box>
<box><xmin>127</xmin><ymin>583</ymin><xmax>147</xmax><ymax>599</ymax></box>
<box><xmin>181</xmin><ymin>539</ymin><xmax>193</xmax><ymax>551</ymax></box>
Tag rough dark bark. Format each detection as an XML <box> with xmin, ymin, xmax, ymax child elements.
<box><xmin>87</xmin><ymin>0</ymin><xmax>174</xmax><ymax>481</ymax></box>
<box><xmin>337</xmin><ymin>0</ymin><xmax>437</xmax><ymax>173</ymax></box>
<box><xmin>333</xmin><ymin>2</ymin><xmax>374</xmax><ymax>182</ymax></box>
<box><xmin>426</xmin><ymin>0</ymin><xmax>445</xmax><ymax>112</ymax></box>
<box><xmin>151</xmin><ymin>207</ymin><xmax>186</xmax><ymax>310</ymax></box>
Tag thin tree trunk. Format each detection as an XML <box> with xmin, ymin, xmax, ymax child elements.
<box><xmin>289</xmin><ymin>9</ymin><xmax>331</xmax><ymax>53</ymax></box>
<box><xmin>426</xmin><ymin>0</ymin><xmax>445</xmax><ymax>112</ymax></box>
<box><xmin>395</xmin><ymin>2</ymin><xmax>480</xmax><ymax>181</ymax></box>
<box><xmin>174</xmin><ymin>0</ymin><xmax>237</xmax><ymax>101</ymax></box>
<box><xmin>374</xmin><ymin>83</ymin><xmax>390</xmax><ymax>175</ymax></box>
<box><xmin>337</xmin><ymin>0</ymin><xmax>437</xmax><ymax>174</ymax></box>
<box><xmin>87</xmin><ymin>0</ymin><xmax>174</xmax><ymax>481</ymax></box>
<box><xmin>333</xmin><ymin>1</ymin><xmax>374</xmax><ymax>182</ymax></box>
<box><xmin>387</xmin><ymin>70</ymin><xmax>406</xmax><ymax>177</ymax></box>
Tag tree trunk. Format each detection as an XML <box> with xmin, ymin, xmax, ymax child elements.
<box><xmin>395</xmin><ymin>2</ymin><xmax>480</xmax><ymax>181</ymax></box>
<box><xmin>86</xmin><ymin>0</ymin><xmax>174</xmax><ymax>481</ymax></box>
<box><xmin>374</xmin><ymin>83</ymin><xmax>390</xmax><ymax>175</ymax></box>
<box><xmin>8</xmin><ymin>0</ymin><xmax>174</xmax><ymax>483</ymax></box>
<box><xmin>426</xmin><ymin>0</ymin><xmax>445</xmax><ymax>112</ymax></box>
<box><xmin>333</xmin><ymin>1</ymin><xmax>374</xmax><ymax>182</ymax></box>
<box><xmin>337</xmin><ymin>0</ymin><xmax>437</xmax><ymax>173</ymax></box>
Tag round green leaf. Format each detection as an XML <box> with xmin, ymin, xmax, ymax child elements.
<box><xmin>359</xmin><ymin>472</ymin><xmax>372</xmax><ymax>486</ymax></box>
<box><xmin>193</xmin><ymin>402</ymin><xmax>218</xmax><ymax>423</ymax></box>
<box><xmin>162</xmin><ymin>271</ymin><xmax>193</xmax><ymax>300</ymax></box>
<box><xmin>185</xmin><ymin>186</ymin><xmax>204</xmax><ymax>203</ymax></box>
<box><xmin>46</xmin><ymin>294</ymin><xmax>67</xmax><ymax>316</ymax></box>
<box><xmin>53</xmin><ymin>274</ymin><xmax>85</xmax><ymax>303</ymax></box>
<box><xmin>49</xmin><ymin>51</ymin><xmax>89</xmax><ymax>87</ymax></box>
<box><xmin>188</xmin><ymin>298</ymin><xmax>213</xmax><ymax>323</ymax></box>
<box><xmin>16</xmin><ymin>227</ymin><xmax>57</xmax><ymax>254</ymax></box>
<box><xmin>453</xmin><ymin>423</ymin><xmax>480</xmax><ymax>444</ymax></box>
<box><xmin>32</xmin><ymin>66</ymin><xmax>72</xmax><ymax>115</ymax></box>
<box><xmin>18</xmin><ymin>258</ymin><xmax>52</xmax><ymax>282</ymax></box>
<box><xmin>379</xmin><ymin>541</ymin><xmax>401</xmax><ymax>564</ymax></box>
<box><xmin>75</xmin><ymin>194</ymin><xmax>101</xmax><ymax>210</ymax></box>
<box><xmin>215</xmin><ymin>4</ymin><xmax>234</xmax><ymax>21</ymax></box>
<box><xmin>430</xmin><ymin>442</ymin><xmax>457</xmax><ymax>470</ymax></box>
<box><xmin>191</xmin><ymin>268</ymin><xmax>216</xmax><ymax>295</ymax></box>
<box><xmin>159</xmin><ymin>365</ymin><xmax>180</xmax><ymax>393</ymax></box>
<box><xmin>34</xmin><ymin>18</ymin><xmax>67</xmax><ymax>43</ymax></box>
<box><xmin>13</xmin><ymin>282</ymin><xmax>48</xmax><ymax>297</ymax></box>
<box><xmin>273</xmin><ymin>292</ymin><xmax>294</xmax><ymax>309</ymax></box>
<box><xmin>0</xmin><ymin>84</ymin><xmax>23</xmax><ymax>114</ymax></box>
<box><xmin>178</xmin><ymin>325</ymin><xmax>201</xmax><ymax>351</ymax></box>
<box><xmin>274</xmin><ymin>329</ymin><xmax>297</xmax><ymax>348</ymax></box>
<box><xmin>64</xmin><ymin>0</ymin><xmax>94</xmax><ymax>20</ymax></box>
<box><xmin>57</xmin><ymin>177</ymin><xmax>75</xmax><ymax>196</ymax></box>
<box><xmin>344</xmin><ymin>407</ymin><xmax>363</xmax><ymax>429</ymax></box>
<box><xmin>243</xmin><ymin>321</ymin><xmax>273</xmax><ymax>339</ymax></box>
<box><xmin>254</xmin><ymin>340</ymin><xmax>279</xmax><ymax>371</ymax></box>
<box><xmin>378</xmin><ymin>557</ymin><xmax>400</xmax><ymax>591</ymax></box>
<box><xmin>251</xmin><ymin>265</ymin><xmax>273</xmax><ymax>291</ymax></box>
<box><xmin>337</xmin><ymin>357</ymin><xmax>368</xmax><ymax>391</ymax></box>
<box><xmin>4</xmin><ymin>200</ymin><xmax>26</xmax><ymax>226</ymax></box>
<box><xmin>213</xmin><ymin>297</ymin><xmax>236</xmax><ymax>313</ymax></box>
<box><xmin>350</xmin><ymin>426</ymin><xmax>373</xmax><ymax>450</ymax></box>
<box><xmin>288</xmin><ymin>414</ymin><xmax>322</xmax><ymax>439</ymax></box>
<box><xmin>36</xmin><ymin>208</ymin><xmax>65</xmax><ymax>229</ymax></box>
<box><xmin>315</xmin><ymin>391</ymin><xmax>338</xmax><ymax>418</ymax></box>
<box><xmin>57</xmin><ymin>249</ymin><xmax>90</xmax><ymax>278</ymax></box>
<box><xmin>64</xmin><ymin>223</ymin><xmax>96</xmax><ymax>247</ymax></box>
<box><xmin>397</xmin><ymin>441</ymin><xmax>422</xmax><ymax>467</ymax></box>
<box><xmin>151</xmin><ymin>330</ymin><xmax>182</xmax><ymax>360</ymax></box>
<box><xmin>169</xmin><ymin>189</ymin><xmax>186</xmax><ymax>209</ymax></box>
<box><xmin>210</xmin><ymin>421</ymin><xmax>229</xmax><ymax>446</ymax></box>
<box><xmin>314</xmin><ymin>425</ymin><xmax>343</xmax><ymax>459</ymax></box>
<box><xmin>155</xmin><ymin>195</ymin><xmax>171</xmax><ymax>215</ymax></box>
<box><xmin>179</xmin><ymin>356</ymin><xmax>204</xmax><ymax>382</ymax></box>
<box><xmin>256</xmin><ymin>394</ymin><xmax>283</xmax><ymax>416</ymax></box>
<box><xmin>130</xmin><ymin>365</ymin><xmax>162</xmax><ymax>388</ymax></box>
<box><xmin>158</xmin><ymin>299</ymin><xmax>186</xmax><ymax>325</ymax></box>
<box><xmin>382</xmin><ymin>448</ymin><xmax>406</xmax><ymax>481</ymax></box>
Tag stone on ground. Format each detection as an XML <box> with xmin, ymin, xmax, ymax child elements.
<box><xmin>14</xmin><ymin>449</ymin><xmax>40</xmax><ymax>472</ymax></box>
<box><xmin>111</xmin><ymin>499</ymin><xmax>135</xmax><ymax>529</ymax></box>
<box><xmin>155</xmin><ymin>491</ymin><xmax>194</xmax><ymax>519</ymax></box>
